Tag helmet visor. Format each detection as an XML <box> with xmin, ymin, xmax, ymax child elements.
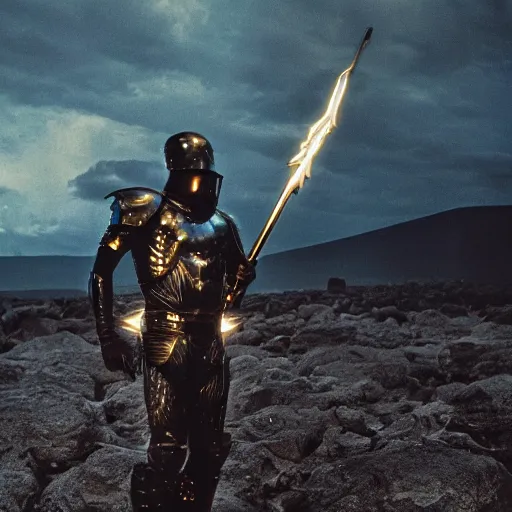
<box><xmin>167</xmin><ymin>170</ymin><xmax>223</xmax><ymax>199</ymax></box>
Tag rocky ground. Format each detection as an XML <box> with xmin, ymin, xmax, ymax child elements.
<box><xmin>2</xmin><ymin>280</ymin><xmax>512</xmax><ymax>511</ymax></box>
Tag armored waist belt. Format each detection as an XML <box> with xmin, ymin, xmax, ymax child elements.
<box><xmin>144</xmin><ymin>310</ymin><xmax>222</xmax><ymax>324</ymax></box>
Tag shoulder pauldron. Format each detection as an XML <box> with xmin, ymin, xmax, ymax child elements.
<box><xmin>105</xmin><ymin>187</ymin><xmax>163</xmax><ymax>227</ymax></box>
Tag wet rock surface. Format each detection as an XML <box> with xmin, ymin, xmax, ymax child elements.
<box><xmin>1</xmin><ymin>281</ymin><xmax>512</xmax><ymax>511</ymax></box>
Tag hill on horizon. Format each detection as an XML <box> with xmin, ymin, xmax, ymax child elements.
<box><xmin>0</xmin><ymin>205</ymin><xmax>510</xmax><ymax>295</ymax></box>
<box><xmin>252</xmin><ymin>204</ymin><xmax>512</xmax><ymax>292</ymax></box>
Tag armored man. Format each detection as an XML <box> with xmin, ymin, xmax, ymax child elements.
<box><xmin>89</xmin><ymin>132</ymin><xmax>256</xmax><ymax>511</ymax></box>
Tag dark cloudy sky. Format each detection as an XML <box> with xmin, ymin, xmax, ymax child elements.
<box><xmin>0</xmin><ymin>0</ymin><xmax>510</xmax><ymax>257</ymax></box>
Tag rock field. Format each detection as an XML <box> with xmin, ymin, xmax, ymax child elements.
<box><xmin>2</xmin><ymin>280</ymin><xmax>512</xmax><ymax>511</ymax></box>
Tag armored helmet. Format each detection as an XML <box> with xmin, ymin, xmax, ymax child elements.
<box><xmin>163</xmin><ymin>132</ymin><xmax>223</xmax><ymax>222</ymax></box>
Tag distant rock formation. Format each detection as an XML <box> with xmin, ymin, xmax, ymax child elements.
<box><xmin>327</xmin><ymin>277</ymin><xmax>346</xmax><ymax>293</ymax></box>
<box><xmin>1</xmin><ymin>281</ymin><xmax>512</xmax><ymax>511</ymax></box>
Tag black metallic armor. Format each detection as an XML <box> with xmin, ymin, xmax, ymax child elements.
<box><xmin>89</xmin><ymin>133</ymin><xmax>255</xmax><ymax>511</ymax></box>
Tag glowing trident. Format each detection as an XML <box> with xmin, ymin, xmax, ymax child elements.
<box><xmin>231</xmin><ymin>27</ymin><xmax>373</xmax><ymax>307</ymax></box>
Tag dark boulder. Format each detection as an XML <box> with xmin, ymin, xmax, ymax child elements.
<box><xmin>327</xmin><ymin>277</ymin><xmax>347</xmax><ymax>294</ymax></box>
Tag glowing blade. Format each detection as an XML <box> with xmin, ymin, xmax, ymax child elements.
<box><xmin>286</xmin><ymin>68</ymin><xmax>351</xmax><ymax>194</ymax></box>
<box><xmin>285</xmin><ymin>27</ymin><xmax>372</xmax><ymax>195</ymax></box>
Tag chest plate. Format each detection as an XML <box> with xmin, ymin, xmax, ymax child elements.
<box><xmin>133</xmin><ymin>203</ymin><xmax>231</xmax><ymax>314</ymax></box>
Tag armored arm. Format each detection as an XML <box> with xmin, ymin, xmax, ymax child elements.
<box><xmin>89</xmin><ymin>224</ymin><xmax>134</xmax><ymax>338</ymax></box>
<box><xmin>89</xmin><ymin>187</ymin><xmax>162</xmax><ymax>377</ymax></box>
<box><xmin>218</xmin><ymin>211</ymin><xmax>256</xmax><ymax>307</ymax></box>
<box><xmin>89</xmin><ymin>223</ymin><xmax>138</xmax><ymax>377</ymax></box>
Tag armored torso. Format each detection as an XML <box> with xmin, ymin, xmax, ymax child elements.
<box><xmin>133</xmin><ymin>201</ymin><xmax>233</xmax><ymax>316</ymax></box>
<box><xmin>104</xmin><ymin>187</ymin><xmax>242</xmax><ymax>317</ymax></box>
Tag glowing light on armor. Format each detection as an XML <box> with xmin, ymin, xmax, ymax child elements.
<box><xmin>177</xmin><ymin>229</ymin><xmax>188</xmax><ymax>241</ymax></box>
<box><xmin>223</xmin><ymin>316</ymin><xmax>239</xmax><ymax>333</ymax></box>
<box><xmin>220</xmin><ymin>314</ymin><xmax>242</xmax><ymax>337</ymax></box>
<box><xmin>191</xmin><ymin>254</ymin><xmax>207</xmax><ymax>267</ymax></box>
<box><xmin>120</xmin><ymin>309</ymin><xmax>241</xmax><ymax>335</ymax></box>
<box><xmin>133</xmin><ymin>194</ymin><xmax>152</xmax><ymax>204</ymax></box>
<box><xmin>191</xmin><ymin>177</ymin><xmax>200</xmax><ymax>192</ymax></box>
<box><xmin>108</xmin><ymin>237</ymin><xmax>121</xmax><ymax>251</ymax></box>
<box><xmin>121</xmin><ymin>308</ymin><xmax>145</xmax><ymax>334</ymax></box>
<box><xmin>150</xmin><ymin>246</ymin><xmax>163</xmax><ymax>258</ymax></box>
<box><xmin>160</xmin><ymin>210</ymin><xmax>177</xmax><ymax>227</ymax></box>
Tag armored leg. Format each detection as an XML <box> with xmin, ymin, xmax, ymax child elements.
<box><xmin>131</xmin><ymin>358</ymin><xmax>188</xmax><ymax>511</ymax></box>
<box><xmin>176</xmin><ymin>348</ymin><xmax>232</xmax><ymax>511</ymax></box>
<box><xmin>131</xmin><ymin>462</ymin><xmax>174</xmax><ymax>511</ymax></box>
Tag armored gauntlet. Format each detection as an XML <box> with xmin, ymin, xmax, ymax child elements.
<box><xmin>230</xmin><ymin>260</ymin><xmax>257</xmax><ymax>308</ymax></box>
<box><xmin>89</xmin><ymin>272</ymin><xmax>136</xmax><ymax>380</ymax></box>
<box><xmin>236</xmin><ymin>260</ymin><xmax>257</xmax><ymax>288</ymax></box>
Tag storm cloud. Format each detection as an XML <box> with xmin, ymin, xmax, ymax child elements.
<box><xmin>0</xmin><ymin>186</ymin><xmax>16</xmax><ymax>197</ymax></box>
<box><xmin>68</xmin><ymin>160</ymin><xmax>167</xmax><ymax>201</ymax></box>
<box><xmin>0</xmin><ymin>0</ymin><xmax>510</xmax><ymax>256</ymax></box>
